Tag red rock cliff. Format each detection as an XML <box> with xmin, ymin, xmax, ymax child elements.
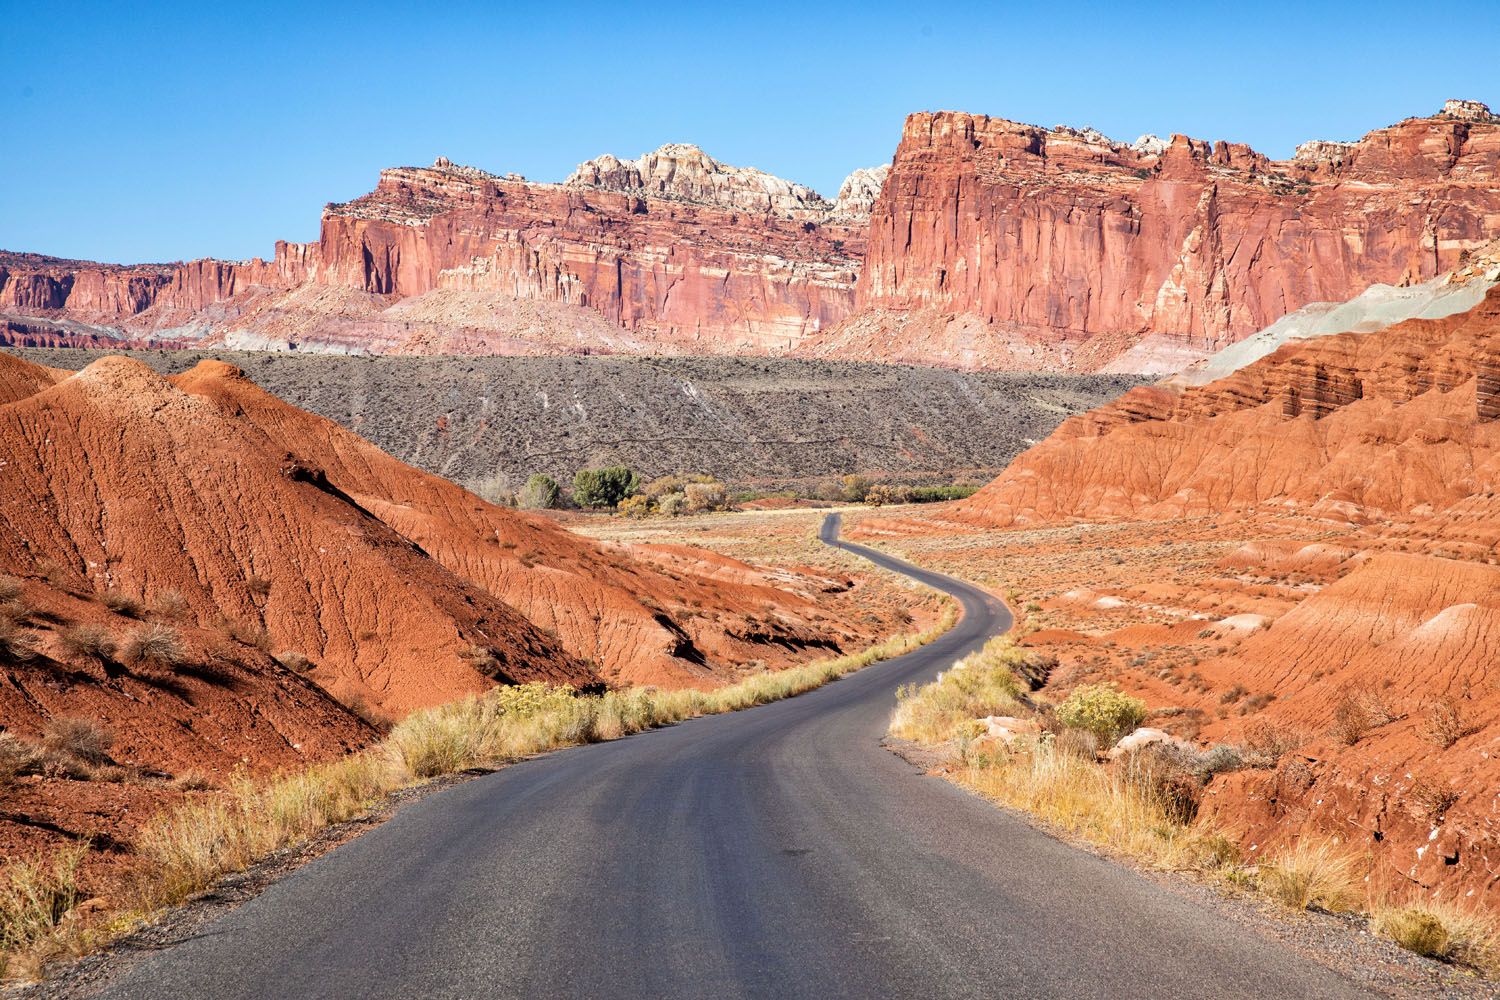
<box><xmin>850</xmin><ymin>103</ymin><xmax>1500</xmax><ymax>368</ymax></box>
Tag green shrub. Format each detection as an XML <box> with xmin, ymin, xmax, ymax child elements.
<box><xmin>517</xmin><ymin>474</ymin><xmax>561</xmax><ymax>510</ymax></box>
<box><xmin>905</xmin><ymin>485</ymin><xmax>981</xmax><ymax>503</ymax></box>
<box><xmin>572</xmin><ymin>466</ymin><xmax>640</xmax><ymax>508</ymax></box>
<box><xmin>839</xmin><ymin>474</ymin><xmax>872</xmax><ymax>503</ymax></box>
<box><xmin>1056</xmin><ymin>684</ymin><xmax>1148</xmax><ymax>745</ymax></box>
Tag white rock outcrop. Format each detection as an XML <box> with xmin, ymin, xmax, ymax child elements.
<box><xmin>830</xmin><ymin>164</ymin><xmax>890</xmax><ymax>222</ymax></box>
<box><xmin>565</xmin><ymin>143</ymin><xmax>834</xmax><ymax>219</ymax></box>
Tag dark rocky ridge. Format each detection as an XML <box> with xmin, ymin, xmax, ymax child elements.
<box><xmin>8</xmin><ymin>349</ymin><xmax>1146</xmax><ymax>494</ymax></box>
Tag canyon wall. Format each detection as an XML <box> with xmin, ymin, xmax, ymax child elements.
<box><xmin>6</xmin><ymin>101</ymin><xmax>1500</xmax><ymax>367</ymax></box>
<box><xmin>823</xmin><ymin>100</ymin><xmax>1500</xmax><ymax>370</ymax></box>
<box><xmin>0</xmin><ymin>146</ymin><xmax>872</xmax><ymax>355</ymax></box>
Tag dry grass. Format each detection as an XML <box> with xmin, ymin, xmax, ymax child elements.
<box><xmin>58</xmin><ymin>626</ymin><xmax>115</xmax><ymax>664</ymax></box>
<box><xmin>121</xmin><ymin>624</ymin><xmax>185</xmax><ymax>669</ymax></box>
<box><xmin>889</xmin><ymin>637</ymin><xmax>1027</xmax><ymax>743</ymax></box>
<box><xmin>1329</xmin><ymin>686</ymin><xmax>1397</xmax><ymax>746</ymax></box>
<box><xmin>1257</xmin><ymin>839</ymin><xmax>1363</xmax><ymax>913</ymax></box>
<box><xmin>1420</xmin><ymin>695</ymin><xmax>1480</xmax><ymax>749</ymax></box>
<box><xmin>1373</xmin><ymin>902</ymin><xmax>1499</xmax><ymax>972</ymax></box>
<box><xmin>134</xmin><ymin>754</ymin><xmax>394</xmax><ymax>907</ymax></box>
<box><xmin>0</xmin><ymin>844</ymin><xmax>86</xmax><ymax>976</ymax></box>
<box><xmin>957</xmin><ymin>740</ymin><xmax>1213</xmax><ymax>868</ymax></box>
<box><xmin>41</xmin><ymin>719</ymin><xmax>113</xmax><ymax>766</ymax></box>
<box><xmin>274</xmin><ymin>651</ymin><xmax>313</xmax><ymax>674</ymax></box>
<box><xmin>1</xmin><ymin>603</ymin><xmax>956</xmax><ymax>979</ymax></box>
<box><xmin>0</xmin><ymin>576</ymin><xmax>22</xmax><ymax>602</ymax></box>
<box><xmin>151</xmin><ymin>590</ymin><xmax>189</xmax><ymax>620</ymax></box>
<box><xmin>0</xmin><ymin>617</ymin><xmax>37</xmax><ymax>663</ymax></box>
<box><xmin>884</xmin><ymin>647</ymin><xmax>1500</xmax><ymax>979</ymax></box>
<box><xmin>100</xmin><ymin>591</ymin><xmax>144</xmax><ymax>619</ymax></box>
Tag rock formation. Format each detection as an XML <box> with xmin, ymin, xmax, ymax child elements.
<box><xmin>0</xmin><ymin>146</ymin><xmax>880</xmax><ymax>355</ymax></box>
<box><xmin>5</xmin><ymin>102</ymin><xmax>1500</xmax><ymax>370</ymax></box>
<box><xmin>812</xmin><ymin>101</ymin><xmax>1500</xmax><ymax>370</ymax></box>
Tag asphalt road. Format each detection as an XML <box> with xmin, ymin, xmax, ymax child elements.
<box><xmin>98</xmin><ymin>513</ymin><xmax>1369</xmax><ymax>999</ymax></box>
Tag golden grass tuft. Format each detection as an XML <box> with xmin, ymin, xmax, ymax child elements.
<box><xmin>889</xmin><ymin>636</ymin><xmax>1026</xmax><ymax>744</ymax></box>
<box><xmin>957</xmin><ymin>740</ymin><xmax>1207</xmax><ymax>868</ymax></box>
<box><xmin>1373</xmin><ymin>902</ymin><xmax>1499</xmax><ymax>972</ymax></box>
<box><xmin>1256</xmin><ymin>838</ymin><xmax>1363</xmax><ymax>913</ymax></box>
<box><xmin>0</xmin><ymin>844</ymin><xmax>86</xmax><ymax>971</ymax></box>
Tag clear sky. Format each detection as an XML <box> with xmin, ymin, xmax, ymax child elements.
<box><xmin>5</xmin><ymin>0</ymin><xmax>1498</xmax><ymax>264</ymax></box>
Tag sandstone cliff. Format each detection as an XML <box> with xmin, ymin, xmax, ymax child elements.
<box><xmin>7</xmin><ymin>102</ymin><xmax>1500</xmax><ymax>369</ymax></box>
<box><xmin>801</xmin><ymin>100</ymin><xmax>1500</xmax><ymax>370</ymax></box>
<box><xmin>0</xmin><ymin>146</ymin><xmax>878</xmax><ymax>355</ymax></box>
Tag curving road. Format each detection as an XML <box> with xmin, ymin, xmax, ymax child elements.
<box><xmin>97</xmin><ymin>514</ymin><xmax>1368</xmax><ymax>999</ymax></box>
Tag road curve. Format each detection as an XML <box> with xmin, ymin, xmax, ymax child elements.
<box><xmin>98</xmin><ymin>513</ymin><xmax>1368</xmax><ymax>1000</ymax></box>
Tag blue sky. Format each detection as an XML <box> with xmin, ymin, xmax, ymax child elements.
<box><xmin>4</xmin><ymin>0</ymin><xmax>1498</xmax><ymax>264</ymax></box>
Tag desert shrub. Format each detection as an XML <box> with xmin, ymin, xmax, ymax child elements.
<box><xmin>1056</xmin><ymin>684</ymin><xmax>1148</xmax><ymax>745</ymax></box>
<box><xmin>572</xmin><ymin>466</ymin><xmax>640</xmax><ymax>508</ymax></box>
<box><xmin>170</xmin><ymin>770</ymin><xmax>215</xmax><ymax>792</ymax></box>
<box><xmin>274</xmin><ymin>651</ymin><xmax>313</xmax><ymax>674</ymax></box>
<box><xmin>1408</xmin><ymin>776</ymin><xmax>1460</xmax><ymax>822</ymax></box>
<box><xmin>1330</xmin><ymin>686</ymin><xmax>1397</xmax><ymax>746</ymax></box>
<box><xmin>152</xmin><ymin>589</ymin><xmax>189</xmax><ymax>619</ymax></box>
<box><xmin>839</xmin><ymin>474</ymin><xmax>872</xmax><ymax>503</ymax></box>
<box><xmin>36</xmin><ymin>560</ymin><xmax>76</xmax><ymax>593</ymax></box>
<box><xmin>246</xmin><ymin>576</ymin><xmax>272</xmax><ymax>598</ymax></box>
<box><xmin>122</xmin><ymin>623</ymin><xmax>185</xmax><ymax>669</ymax></box>
<box><xmin>815</xmin><ymin>479</ymin><xmax>845</xmax><ymax>502</ymax></box>
<box><xmin>223</xmin><ymin>619</ymin><xmax>272</xmax><ymax>652</ymax></box>
<box><xmin>1120</xmin><ymin>745</ymin><xmax>1202</xmax><ymax>824</ymax></box>
<box><xmin>458</xmin><ymin>644</ymin><xmax>505</xmax><ymax>678</ymax></box>
<box><xmin>1242</xmin><ymin>719</ymin><xmax>1304</xmax><ymax>764</ymax></box>
<box><xmin>682</xmin><ymin>481</ymin><xmax>727</xmax><ymax>513</ymax></box>
<box><xmin>655</xmin><ymin>492</ymin><xmax>686</xmax><ymax>517</ymax></box>
<box><xmin>58</xmin><ymin>625</ymin><xmax>116</xmax><ymax>663</ymax></box>
<box><xmin>1260</xmin><ymin>838</ymin><xmax>1362</xmax><ymax>912</ymax></box>
<box><xmin>517</xmin><ymin>474</ymin><xmax>561</xmax><ymax>510</ymax></box>
<box><xmin>0</xmin><ymin>576</ymin><xmax>22</xmax><ymax>602</ymax></box>
<box><xmin>616</xmin><ymin>495</ymin><xmax>652</xmax><ymax>519</ymax></box>
<box><xmin>41</xmin><ymin>718</ymin><xmax>112</xmax><ymax>765</ymax></box>
<box><xmin>0</xmin><ymin>617</ymin><xmax>37</xmax><ymax>663</ymax></box>
<box><xmin>0</xmin><ymin>734</ymin><xmax>43</xmax><ymax>785</ymax></box>
<box><xmin>1373</xmin><ymin>903</ymin><xmax>1498</xmax><ymax>970</ymax></box>
<box><xmin>0</xmin><ymin>843</ymin><xmax>85</xmax><ymax>956</ymax></box>
<box><xmin>864</xmin><ymin>484</ymin><xmax>904</xmax><ymax>506</ymax></box>
<box><xmin>1420</xmin><ymin>695</ymin><xmax>1479</xmax><ymax>749</ymax></box>
<box><xmin>643</xmin><ymin>474</ymin><xmax>689</xmax><ymax>500</ymax></box>
<box><xmin>100</xmin><ymin>590</ymin><xmax>144</xmax><ymax>618</ymax></box>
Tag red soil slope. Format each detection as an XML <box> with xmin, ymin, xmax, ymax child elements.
<box><xmin>868</xmin><ymin>284</ymin><xmax>1500</xmax><ymax>904</ymax></box>
<box><xmin>950</xmin><ymin>285</ymin><xmax>1500</xmax><ymax>527</ymax></box>
<box><xmin>1</xmin><ymin>353</ymin><xmax>881</xmax><ymax>722</ymax></box>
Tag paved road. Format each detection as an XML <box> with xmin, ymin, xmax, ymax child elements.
<box><xmin>99</xmin><ymin>514</ymin><xmax>1368</xmax><ymax>999</ymax></box>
